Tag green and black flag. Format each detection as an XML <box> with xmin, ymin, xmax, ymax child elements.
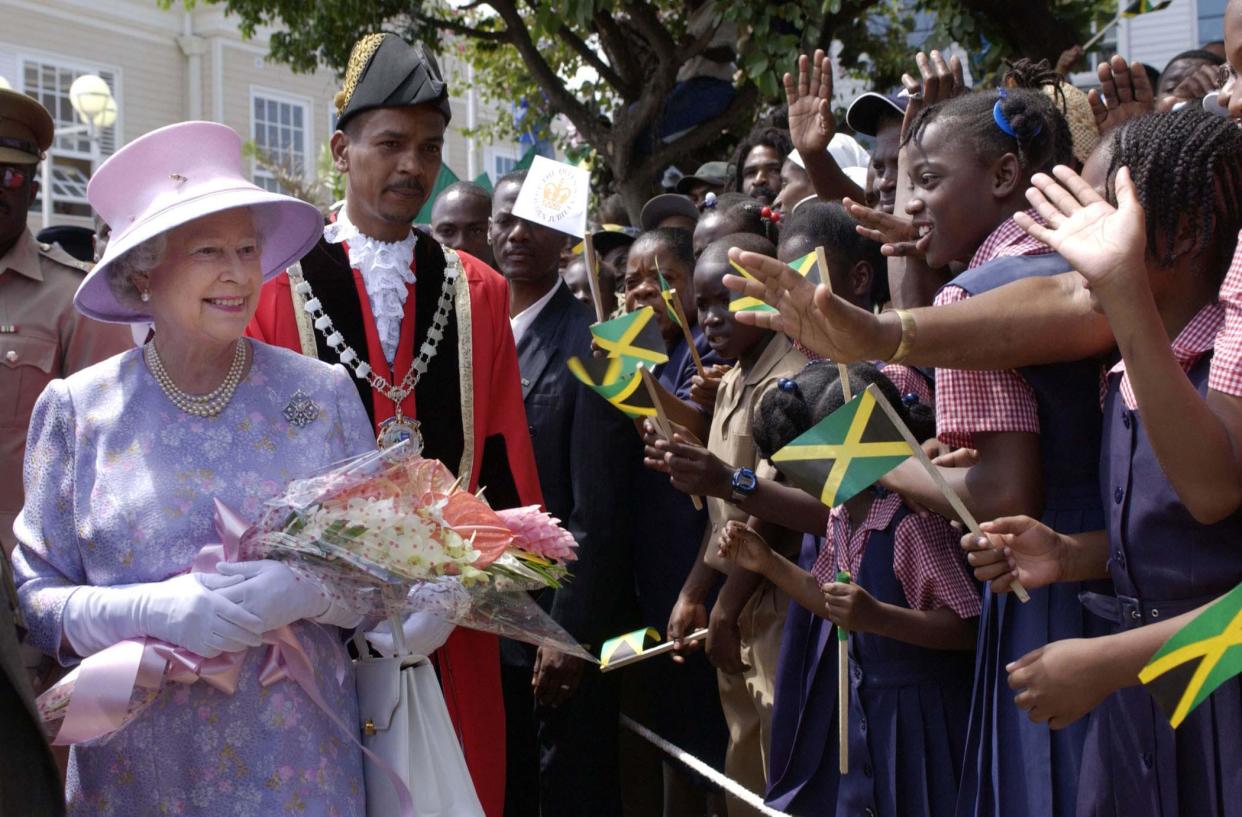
<box><xmin>772</xmin><ymin>384</ymin><xmax>914</xmax><ymax>507</ymax></box>
<box><xmin>728</xmin><ymin>251</ymin><xmax>822</xmax><ymax>314</ymax></box>
<box><xmin>1138</xmin><ymin>582</ymin><xmax>1242</xmax><ymax>728</ymax></box>
<box><xmin>656</xmin><ymin>260</ymin><xmax>682</xmax><ymax>328</ymax></box>
<box><xmin>590</xmin><ymin>306</ymin><xmax>669</xmax><ymax>368</ymax></box>
<box><xmin>566</xmin><ymin>355</ymin><xmax>656</xmax><ymax>418</ymax></box>
<box><xmin>1122</xmin><ymin>0</ymin><xmax>1172</xmax><ymax>16</ymax></box>
<box><xmin>599</xmin><ymin>627</ymin><xmax>661</xmax><ymax>668</ymax></box>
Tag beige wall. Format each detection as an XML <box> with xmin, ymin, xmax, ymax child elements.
<box><xmin>1</xmin><ymin>0</ymin><xmax>525</xmax><ymax>235</ymax></box>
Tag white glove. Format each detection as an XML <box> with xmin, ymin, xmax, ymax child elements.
<box><xmin>63</xmin><ymin>573</ymin><xmax>265</xmax><ymax>659</ymax></box>
<box><xmin>364</xmin><ymin>612</ymin><xmax>455</xmax><ymax>657</ymax></box>
<box><xmin>200</xmin><ymin>560</ymin><xmax>330</xmax><ymax>633</ymax></box>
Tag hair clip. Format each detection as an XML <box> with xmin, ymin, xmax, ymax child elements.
<box><xmin>703</xmin><ymin>191</ymin><xmax>718</xmax><ymax>209</ymax></box>
<box><xmin>902</xmin><ymin>392</ymin><xmax>920</xmax><ymax>406</ymax></box>
<box><xmin>760</xmin><ymin>206</ymin><xmax>782</xmax><ymax>224</ymax></box>
<box><xmin>993</xmin><ymin>89</ymin><xmax>1041</xmax><ymax>141</ymax></box>
<box><xmin>777</xmin><ymin>377</ymin><xmax>800</xmax><ymax>395</ymax></box>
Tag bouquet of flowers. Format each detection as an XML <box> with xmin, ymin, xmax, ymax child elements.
<box><xmin>37</xmin><ymin>442</ymin><xmax>590</xmax><ymax>746</ymax></box>
<box><xmin>243</xmin><ymin>442</ymin><xmax>578</xmax><ymax>615</ymax></box>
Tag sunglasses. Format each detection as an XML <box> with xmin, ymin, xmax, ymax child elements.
<box><xmin>1</xmin><ymin>167</ymin><xmax>28</xmax><ymax>190</ymax></box>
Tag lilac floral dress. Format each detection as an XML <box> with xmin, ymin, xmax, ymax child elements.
<box><xmin>12</xmin><ymin>340</ymin><xmax>375</xmax><ymax>816</ymax></box>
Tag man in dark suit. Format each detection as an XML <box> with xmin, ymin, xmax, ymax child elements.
<box><xmin>491</xmin><ymin>170</ymin><xmax>637</xmax><ymax>817</ymax></box>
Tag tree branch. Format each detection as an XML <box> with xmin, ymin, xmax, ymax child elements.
<box><xmin>635</xmin><ymin>81</ymin><xmax>760</xmax><ymax>181</ymax></box>
<box><xmin>484</xmin><ymin>0</ymin><xmax>610</xmax><ymax>150</ymax></box>
<box><xmin>594</xmin><ymin>12</ymin><xmax>642</xmax><ymax>93</ymax></box>
<box><xmin>621</xmin><ymin>0</ymin><xmax>678</xmax><ymax>70</ymax></box>
<box><xmin>413</xmin><ymin>13</ymin><xmax>506</xmax><ymax>43</ymax></box>
<box><xmin>554</xmin><ymin>23</ymin><xmax>626</xmax><ymax>91</ymax></box>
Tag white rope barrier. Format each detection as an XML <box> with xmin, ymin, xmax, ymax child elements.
<box><xmin>619</xmin><ymin>714</ymin><xmax>794</xmax><ymax>817</ymax></box>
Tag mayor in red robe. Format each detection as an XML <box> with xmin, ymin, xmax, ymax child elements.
<box><xmin>247</xmin><ymin>33</ymin><xmax>542</xmax><ymax>817</ymax></box>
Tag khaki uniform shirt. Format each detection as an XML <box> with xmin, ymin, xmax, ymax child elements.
<box><xmin>703</xmin><ymin>333</ymin><xmax>808</xmax><ymax>572</ymax></box>
<box><xmin>0</xmin><ymin>229</ymin><xmax>133</xmax><ymax>554</ymax></box>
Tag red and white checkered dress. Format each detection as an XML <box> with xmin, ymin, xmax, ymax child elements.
<box><xmin>1210</xmin><ymin>232</ymin><xmax>1242</xmax><ymax>395</ymax></box>
<box><xmin>934</xmin><ymin>214</ymin><xmax>1053</xmax><ymax>448</ymax></box>
<box><xmin>1107</xmin><ymin>303</ymin><xmax>1224</xmax><ymax>410</ymax></box>
<box><xmin>881</xmin><ymin>362</ymin><xmax>933</xmax><ymax>407</ymax></box>
<box><xmin>810</xmin><ymin>491</ymin><xmax>980</xmax><ymax>618</ymax></box>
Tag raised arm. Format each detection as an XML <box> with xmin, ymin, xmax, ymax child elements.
<box><xmin>784</xmin><ymin>50</ymin><xmax>864</xmax><ymax>203</ymax></box>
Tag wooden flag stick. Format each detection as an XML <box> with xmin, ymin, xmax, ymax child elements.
<box><xmin>600</xmin><ymin>628</ymin><xmax>709</xmax><ymax>672</ymax></box>
<box><xmin>583</xmin><ymin>232</ymin><xmax>607</xmax><ymax>324</ymax></box>
<box><xmin>866</xmin><ymin>384</ymin><xmax>1032</xmax><ymax>603</ymax></box>
<box><xmin>816</xmin><ymin>246</ymin><xmax>853</xmax><ymax>400</ymax></box>
<box><xmin>836</xmin><ymin>570</ymin><xmax>850</xmax><ymax>774</ymax></box>
<box><xmin>641</xmin><ymin>366</ymin><xmax>704</xmax><ymax>510</ymax></box>
<box><xmin>668</xmin><ymin>287</ymin><xmax>706</xmax><ymax>378</ymax></box>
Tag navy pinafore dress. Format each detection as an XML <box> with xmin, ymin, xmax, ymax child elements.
<box><xmin>948</xmin><ymin>254</ymin><xmax>1112</xmax><ymax>817</ymax></box>
<box><xmin>1076</xmin><ymin>353</ymin><xmax>1242</xmax><ymax>816</ymax></box>
<box><xmin>766</xmin><ymin>505</ymin><xmax>975</xmax><ymax>817</ymax></box>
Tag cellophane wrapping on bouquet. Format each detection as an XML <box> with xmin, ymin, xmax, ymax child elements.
<box><xmin>238</xmin><ymin>441</ymin><xmax>589</xmax><ymax>657</ymax></box>
<box><xmin>37</xmin><ymin>442</ymin><xmax>591</xmax><ymax>745</ymax></box>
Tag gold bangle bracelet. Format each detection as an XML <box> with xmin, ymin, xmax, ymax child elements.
<box><xmin>888</xmin><ymin>308</ymin><xmax>917</xmax><ymax>364</ymax></box>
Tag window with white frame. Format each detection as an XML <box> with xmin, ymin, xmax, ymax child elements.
<box><xmin>491</xmin><ymin>149</ymin><xmax>519</xmax><ymax>180</ymax></box>
<box><xmin>16</xmin><ymin>54</ymin><xmax>120</xmax><ymax>218</ymax></box>
<box><xmin>251</xmin><ymin>89</ymin><xmax>310</xmax><ymax>194</ymax></box>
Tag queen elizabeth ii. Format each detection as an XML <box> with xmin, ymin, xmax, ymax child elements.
<box><xmin>11</xmin><ymin>121</ymin><xmax>374</xmax><ymax>816</ymax></box>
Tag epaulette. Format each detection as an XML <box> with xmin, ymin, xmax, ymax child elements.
<box><xmin>37</xmin><ymin>241</ymin><xmax>92</xmax><ymax>274</ymax></box>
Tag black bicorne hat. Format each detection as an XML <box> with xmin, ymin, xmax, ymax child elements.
<box><xmin>335</xmin><ymin>34</ymin><xmax>452</xmax><ymax>131</ymax></box>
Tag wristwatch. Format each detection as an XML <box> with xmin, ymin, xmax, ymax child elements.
<box><xmin>730</xmin><ymin>467</ymin><xmax>758</xmax><ymax>503</ymax></box>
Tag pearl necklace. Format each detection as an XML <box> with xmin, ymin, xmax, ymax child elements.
<box><xmin>293</xmin><ymin>249</ymin><xmax>462</xmax><ymax>449</ymax></box>
<box><xmin>144</xmin><ymin>338</ymin><xmax>247</xmax><ymax>417</ymax></box>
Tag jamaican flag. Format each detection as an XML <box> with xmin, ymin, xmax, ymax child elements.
<box><xmin>567</xmin><ymin>355</ymin><xmax>656</xmax><ymax>418</ymax></box>
<box><xmin>1123</xmin><ymin>0</ymin><xmax>1172</xmax><ymax>16</ymax></box>
<box><xmin>657</xmin><ymin>261</ymin><xmax>682</xmax><ymax>327</ymax></box>
<box><xmin>1138</xmin><ymin>582</ymin><xmax>1242</xmax><ymax>728</ymax></box>
<box><xmin>728</xmin><ymin>251</ymin><xmax>822</xmax><ymax>313</ymax></box>
<box><xmin>599</xmin><ymin>627</ymin><xmax>661</xmax><ymax>668</ymax></box>
<box><xmin>772</xmin><ymin>384</ymin><xmax>913</xmax><ymax>507</ymax></box>
<box><xmin>590</xmin><ymin>306</ymin><xmax>669</xmax><ymax>368</ymax></box>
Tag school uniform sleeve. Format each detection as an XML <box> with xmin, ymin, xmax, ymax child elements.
<box><xmin>932</xmin><ymin>285</ymin><xmax>1039</xmax><ymax>449</ymax></box>
<box><xmin>880</xmin><ymin>363</ymin><xmax>933</xmax><ymax>407</ymax></box>
<box><xmin>1210</xmin><ymin>232</ymin><xmax>1242</xmax><ymax>396</ymax></box>
<box><xmin>891</xmin><ymin>509</ymin><xmax>981</xmax><ymax>619</ymax></box>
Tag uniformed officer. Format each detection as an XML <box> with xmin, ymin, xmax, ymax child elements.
<box><xmin>0</xmin><ymin>87</ymin><xmax>132</xmax><ymax>556</ymax></box>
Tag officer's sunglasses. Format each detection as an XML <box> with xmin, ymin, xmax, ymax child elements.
<box><xmin>1</xmin><ymin>166</ymin><xmax>28</xmax><ymax>190</ymax></box>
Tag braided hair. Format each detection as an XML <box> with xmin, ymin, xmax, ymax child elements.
<box><xmin>1107</xmin><ymin>108</ymin><xmax>1242</xmax><ymax>282</ymax></box>
<box><xmin>704</xmin><ymin>191</ymin><xmax>777</xmax><ymax>243</ymax></box>
<box><xmin>903</xmin><ymin>86</ymin><xmax>1072</xmax><ymax>180</ymax></box>
<box><xmin>753</xmin><ymin>362</ymin><xmax>935</xmax><ymax>459</ymax></box>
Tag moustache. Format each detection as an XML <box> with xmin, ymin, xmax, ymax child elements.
<box><xmin>384</xmin><ymin>180</ymin><xmax>426</xmax><ymax>197</ymax></box>
<box><xmin>749</xmin><ymin>184</ymin><xmax>777</xmax><ymax>202</ymax></box>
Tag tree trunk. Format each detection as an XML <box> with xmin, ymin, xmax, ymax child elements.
<box><xmin>617</xmin><ymin>174</ymin><xmax>653</xmax><ymax>226</ymax></box>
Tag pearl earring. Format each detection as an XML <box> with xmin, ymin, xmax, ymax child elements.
<box><xmin>140</xmin><ymin>290</ymin><xmax>150</xmax><ymax>303</ymax></box>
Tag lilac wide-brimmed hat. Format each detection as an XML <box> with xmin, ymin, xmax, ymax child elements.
<box><xmin>75</xmin><ymin>121</ymin><xmax>324</xmax><ymax>323</ymax></box>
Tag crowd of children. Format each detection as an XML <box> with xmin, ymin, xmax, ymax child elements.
<box><xmin>535</xmin><ymin>19</ymin><xmax>1242</xmax><ymax>817</ymax></box>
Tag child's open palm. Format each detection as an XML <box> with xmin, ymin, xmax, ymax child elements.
<box><xmin>785</xmin><ymin>50</ymin><xmax>834</xmax><ymax>157</ymax></box>
<box><xmin>1015</xmin><ymin>165</ymin><xmax>1147</xmax><ymax>299</ymax></box>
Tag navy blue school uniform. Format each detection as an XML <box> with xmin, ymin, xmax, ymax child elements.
<box><xmin>766</xmin><ymin>494</ymin><xmax>978</xmax><ymax>817</ymax></box>
<box><xmin>1077</xmin><ymin>311</ymin><xmax>1242</xmax><ymax>817</ymax></box>
<box><xmin>626</xmin><ymin>328</ymin><xmax>730</xmax><ymax>771</ymax></box>
<box><xmin>946</xmin><ymin>253</ymin><xmax>1112</xmax><ymax>817</ymax></box>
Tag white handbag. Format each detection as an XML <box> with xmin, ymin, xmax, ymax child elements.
<box><xmin>354</xmin><ymin>650</ymin><xmax>486</xmax><ymax>817</ymax></box>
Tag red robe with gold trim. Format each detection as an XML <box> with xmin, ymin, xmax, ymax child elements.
<box><xmin>247</xmin><ymin>229</ymin><xmax>541</xmax><ymax>817</ymax></box>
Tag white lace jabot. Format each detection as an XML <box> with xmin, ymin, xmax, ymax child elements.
<box><xmin>324</xmin><ymin>206</ymin><xmax>418</xmax><ymax>364</ymax></box>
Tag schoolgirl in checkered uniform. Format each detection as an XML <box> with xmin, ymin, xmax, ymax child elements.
<box><xmin>875</xmin><ymin>86</ymin><xmax>1114</xmax><ymax>817</ymax></box>
<box><xmin>719</xmin><ymin>361</ymin><xmax>979</xmax><ymax>817</ymax></box>
<box><xmin>967</xmin><ymin>106</ymin><xmax>1242</xmax><ymax>817</ymax></box>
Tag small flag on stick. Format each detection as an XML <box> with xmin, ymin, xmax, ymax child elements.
<box><xmin>657</xmin><ymin>261</ymin><xmax>682</xmax><ymax>328</ymax></box>
<box><xmin>511</xmin><ymin>155</ymin><xmax>591</xmax><ymax>238</ymax></box>
<box><xmin>1122</xmin><ymin>0</ymin><xmax>1172</xmax><ymax>16</ymax></box>
<box><xmin>771</xmin><ymin>386</ymin><xmax>913</xmax><ymax>507</ymax></box>
<box><xmin>599</xmin><ymin>626</ymin><xmax>709</xmax><ymax>671</ymax></box>
<box><xmin>1139</xmin><ymin>582</ymin><xmax>1242</xmax><ymax>728</ymax></box>
<box><xmin>728</xmin><ymin>251</ymin><xmax>822</xmax><ymax>314</ymax></box>
<box><xmin>567</xmin><ymin>356</ymin><xmax>656</xmax><ymax>418</ymax></box>
<box><xmin>590</xmin><ymin>307</ymin><xmax>669</xmax><ymax>368</ymax></box>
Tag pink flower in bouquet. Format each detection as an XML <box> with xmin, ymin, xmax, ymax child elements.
<box><xmin>441</xmin><ymin>491</ymin><xmax>514</xmax><ymax>568</ymax></box>
<box><xmin>496</xmin><ymin>506</ymin><xmax>578</xmax><ymax>562</ymax></box>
